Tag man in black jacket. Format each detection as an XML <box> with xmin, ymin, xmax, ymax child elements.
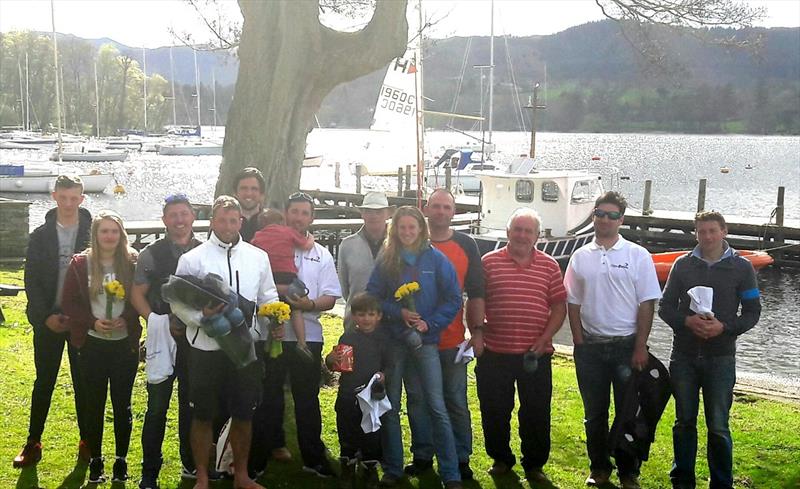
<box><xmin>13</xmin><ymin>175</ymin><xmax>92</xmax><ymax>468</ymax></box>
<box><xmin>659</xmin><ymin>211</ymin><xmax>761</xmax><ymax>489</ymax></box>
<box><xmin>130</xmin><ymin>193</ymin><xmax>203</xmax><ymax>488</ymax></box>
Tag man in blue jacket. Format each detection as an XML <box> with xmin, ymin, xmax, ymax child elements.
<box><xmin>659</xmin><ymin>211</ymin><xmax>761</xmax><ymax>489</ymax></box>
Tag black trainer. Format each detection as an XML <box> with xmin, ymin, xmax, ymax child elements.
<box><xmin>88</xmin><ymin>457</ymin><xmax>105</xmax><ymax>484</ymax></box>
<box><xmin>403</xmin><ymin>458</ymin><xmax>433</xmax><ymax>477</ymax></box>
<box><xmin>112</xmin><ymin>457</ymin><xmax>128</xmax><ymax>482</ymax></box>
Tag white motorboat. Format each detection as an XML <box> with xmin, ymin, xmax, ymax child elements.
<box><xmin>50</xmin><ymin>145</ymin><xmax>129</xmax><ymax>162</ymax></box>
<box><xmin>0</xmin><ymin>164</ymin><xmax>114</xmax><ymax>193</ymax></box>
<box><xmin>0</xmin><ymin>141</ymin><xmax>41</xmax><ymax>150</ymax></box>
<box><xmin>303</xmin><ymin>154</ymin><xmax>323</xmax><ymax>167</ymax></box>
<box><xmin>426</xmin><ymin>147</ymin><xmax>505</xmax><ymax>194</ymax></box>
<box><xmin>470</xmin><ymin>157</ymin><xmax>602</xmax><ymax>261</ymax></box>
<box><xmin>158</xmin><ymin>141</ymin><xmax>223</xmax><ymax>156</ymax></box>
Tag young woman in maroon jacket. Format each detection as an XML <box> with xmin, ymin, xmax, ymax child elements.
<box><xmin>62</xmin><ymin>210</ymin><xmax>140</xmax><ymax>483</ymax></box>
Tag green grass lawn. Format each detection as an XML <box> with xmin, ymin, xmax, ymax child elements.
<box><xmin>1</xmin><ymin>265</ymin><xmax>799</xmax><ymax>489</ymax></box>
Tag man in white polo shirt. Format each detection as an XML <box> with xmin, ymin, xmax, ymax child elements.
<box><xmin>252</xmin><ymin>192</ymin><xmax>342</xmax><ymax>479</ymax></box>
<box><xmin>564</xmin><ymin>191</ymin><xmax>661</xmax><ymax>489</ymax></box>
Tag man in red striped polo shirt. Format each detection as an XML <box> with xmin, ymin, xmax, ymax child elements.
<box><xmin>474</xmin><ymin>208</ymin><xmax>567</xmax><ymax>485</ymax></box>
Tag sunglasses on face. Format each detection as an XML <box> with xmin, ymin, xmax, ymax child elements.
<box><xmin>593</xmin><ymin>208</ymin><xmax>622</xmax><ymax>220</ymax></box>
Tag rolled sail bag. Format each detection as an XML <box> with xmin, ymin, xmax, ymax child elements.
<box><xmin>162</xmin><ymin>274</ymin><xmax>257</xmax><ymax>368</ymax></box>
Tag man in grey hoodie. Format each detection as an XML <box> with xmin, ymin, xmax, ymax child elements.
<box><xmin>337</xmin><ymin>191</ymin><xmax>393</xmax><ymax>329</ymax></box>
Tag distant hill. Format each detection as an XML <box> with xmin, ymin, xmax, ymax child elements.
<box><xmin>18</xmin><ymin>20</ymin><xmax>800</xmax><ymax>134</ymax></box>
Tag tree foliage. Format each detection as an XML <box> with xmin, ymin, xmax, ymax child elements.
<box><xmin>0</xmin><ymin>32</ymin><xmax>204</xmax><ymax>135</ymax></box>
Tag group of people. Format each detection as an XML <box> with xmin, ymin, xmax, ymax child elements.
<box><xmin>13</xmin><ymin>167</ymin><xmax>760</xmax><ymax>489</ymax></box>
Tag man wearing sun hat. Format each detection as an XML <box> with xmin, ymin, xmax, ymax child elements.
<box><xmin>337</xmin><ymin>191</ymin><xmax>394</xmax><ymax>330</ymax></box>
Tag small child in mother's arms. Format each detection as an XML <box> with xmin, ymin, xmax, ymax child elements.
<box><xmin>325</xmin><ymin>292</ymin><xmax>389</xmax><ymax>489</ymax></box>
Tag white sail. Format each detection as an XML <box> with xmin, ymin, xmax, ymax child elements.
<box><xmin>358</xmin><ymin>2</ymin><xmax>423</xmax><ymax>177</ymax></box>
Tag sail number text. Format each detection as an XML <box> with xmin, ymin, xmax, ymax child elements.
<box><xmin>379</xmin><ymin>86</ymin><xmax>415</xmax><ymax>116</ymax></box>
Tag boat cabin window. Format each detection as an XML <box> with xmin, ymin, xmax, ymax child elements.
<box><xmin>470</xmin><ymin>164</ymin><xmax>495</xmax><ymax>171</ymax></box>
<box><xmin>515</xmin><ymin>180</ymin><xmax>534</xmax><ymax>203</ymax></box>
<box><xmin>449</xmin><ymin>156</ymin><xmax>460</xmax><ymax>168</ymax></box>
<box><xmin>541</xmin><ymin>181</ymin><xmax>559</xmax><ymax>202</ymax></box>
<box><xmin>571</xmin><ymin>179</ymin><xmax>602</xmax><ymax>204</ymax></box>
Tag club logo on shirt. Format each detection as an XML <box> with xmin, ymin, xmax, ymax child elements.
<box><xmin>610</xmin><ymin>262</ymin><xmax>629</xmax><ymax>269</ymax></box>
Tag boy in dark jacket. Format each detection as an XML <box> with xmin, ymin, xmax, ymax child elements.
<box><xmin>14</xmin><ymin>175</ymin><xmax>92</xmax><ymax>468</ymax></box>
<box><xmin>325</xmin><ymin>293</ymin><xmax>389</xmax><ymax>489</ymax></box>
<box><xmin>659</xmin><ymin>211</ymin><xmax>761</xmax><ymax>489</ymax></box>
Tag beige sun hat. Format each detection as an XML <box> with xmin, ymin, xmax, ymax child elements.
<box><xmin>358</xmin><ymin>191</ymin><xmax>393</xmax><ymax>210</ymax></box>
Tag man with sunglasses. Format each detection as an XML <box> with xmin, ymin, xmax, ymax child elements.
<box><xmin>130</xmin><ymin>193</ymin><xmax>206</xmax><ymax>488</ymax></box>
<box><xmin>564</xmin><ymin>191</ymin><xmax>661</xmax><ymax>489</ymax></box>
<box><xmin>251</xmin><ymin>192</ymin><xmax>341</xmax><ymax>478</ymax></box>
<box><xmin>233</xmin><ymin>167</ymin><xmax>267</xmax><ymax>242</ymax></box>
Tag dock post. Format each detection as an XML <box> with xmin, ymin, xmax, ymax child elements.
<box><xmin>642</xmin><ymin>180</ymin><xmax>653</xmax><ymax>216</ymax></box>
<box><xmin>397</xmin><ymin>167</ymin><xmax>403</xmax><ymax>196</ymax></box>
<box><xmin>355</xmin><ymin>164</ymin><xmax>362</xmax><ymax>194</ymax></box>
<box><xmin>334</xmin><ymin>162</ymin><xmax>341</xmax><ymax>188</ymax></box>
<box><xmin>445</xmin><ymin>166</ymin><xmax>452</xmax><ymax>191</ymax></box>
<box><xmin>775</xmin><ymin>186</ymin><xmax>785</xmax><ymax>261</ymax></box>
<box><xmin>405</xmin><ymin>165</ymin><xmax>412</xmax><ymax>193</ymax></box>
<box><xmin>697</xmin><ymin>178</ymin><xmax>707</xmax><ymax>213</ymax></box>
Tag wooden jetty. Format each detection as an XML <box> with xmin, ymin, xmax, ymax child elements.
<box><xmin>3</xmin><ymin>181</ymin><xmax>797</xmax><ymax>267</ymax></box>
<box><xmin>123</xmin><ymin>183</ymin><xmax>799</xmax><ymax>267</ymax></box>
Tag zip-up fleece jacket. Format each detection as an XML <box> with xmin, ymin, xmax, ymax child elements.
<box><xmin>24</xmin><ymin>207</ymin><xmax>92</xmax><ymax>328</ymax></box>
<box><xmin>366</xmin><ymin>242</ymin><xmax>462</xmax><ymax>345</ymax></box>
<box><xmin>658</xmin><ymin>247</ymin><xmax>761</xmax><ymax>359</ymax></box>
<box><xmin>175</xmin><ymin>231</ymin><xmax>279</xmax><ymax>351</ymax></box>
<box><xmin>62</xmin><ymin>254</ymin><xmax>141</xmax><ymax>351</ymax></box>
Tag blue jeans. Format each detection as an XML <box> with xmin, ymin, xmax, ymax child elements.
<box><xmin>574</xmin><ymin>339</ymin><xmax>640</xmax><ymax>477</ymax></box>
<box><xmin>670</xmin><ymin>355</ymin><xmax>736</xmax><ymax>489</ymax></box>
<box><xmin>406</xmin><ymin>347</ymin><xmax>472</xmax><ymax>463</ymax></box>
<box><xmin>382</xmin><ymin>343</ymin><xmax>460</xmax><ymax>482</ymax></box>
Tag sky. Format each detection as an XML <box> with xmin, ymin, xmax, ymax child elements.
<box><xmin>0</xmin><ymin>0</ymin><xmax>798</xmax><ymax>49</ymax></box>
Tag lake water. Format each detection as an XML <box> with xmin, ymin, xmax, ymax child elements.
<box><xmin>2</xmin><ymin>130</ymin><xmax>799</xmax><ymax>386</ymax></box>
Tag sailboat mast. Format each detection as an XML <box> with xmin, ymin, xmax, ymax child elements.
<box><xmin>50</xmin><ymin>0</ymin><xmax>62</xmax><ymax>159</ymax></box>
<box><xmin>142</xmin><ymin>47</ymin><xmax>148</xmax><ymax>134</ymax></box>
<box><xmin>169</xmin><ymin>47</ymin><xmax>177</xmax><ymax>126</ymax></box>
<box><xmin>193</xmin><ymin>48</ymin><xmax>201</xmax><ymax>131</ymax></box>
<box><xmin>211</xmin><ymin>70</ymin><xmax>217</xmax><ymax>135</ymax></box>
<box><xmin>17</xmin><ymin>60</ymin><xmax>25</xmax><ymax>130</ymax></box>
<box><xmin>25</xmin><ymin>53</ymin><xmax>30</xmax><ymax>131</ymax></box>
<box><xmin>488</xmin><ymin>0</ymin><xmax>494</xmax><ymax>145</ymax></box>
<box><xmin>94</xmin><ymin>61</ymin><xmax>100</xmax><ymax>137</ymax></box>
<box><xmin>414</xmin><ymin>0</ymin><xmax>425</xmax><ymax>208</ymax></box>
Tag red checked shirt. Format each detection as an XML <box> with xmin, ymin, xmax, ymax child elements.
<box><xmin>482</xmin><ymin>246</ymin><xmax>567</xmax><ymax>354</ymax></box>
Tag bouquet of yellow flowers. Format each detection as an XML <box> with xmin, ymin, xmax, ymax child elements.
<box><xmin>394</xmin><ymin>281</ymin><xmax>420</xmax><ymax>313</ymax></box>
<box><xmin>258</xmin><ymin>301</ymin><xmax>291</xmax><ymax>358</ymax></box>
<box><xmin>104</xmin><ymin>279</ymin><xmax>125</xmax><ymax>318</ymax></box>
<box><xmin>104</xmin><ymin>279</ymin><xmax>126</xmax><ymax>338</ymax></box>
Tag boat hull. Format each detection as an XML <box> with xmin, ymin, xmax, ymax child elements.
<box><xmin>50</xmin><ymin>151</ymin><xmax>128</xmax><ymax>162</ymax></box>
<box><xmin>158</xmin><ymin>144</ymin><xmax>222</xmax><ymax>156</ymax></box>
<box><xmin>652</xmin><ymin>250</ymin><xmax>774</xmax><ymax>282</ymax></box>
<box><xmin>473</xmin><ymin>231</ymin><xmax>595</xmax><ymax>262</ymax></box>
<box><xmin>0</xmin><ymin>173</ymin><xmax>113</xmax><ymax>193</ymax></box>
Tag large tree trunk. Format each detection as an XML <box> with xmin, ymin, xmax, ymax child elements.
<box><xmin>216</xmin><ymin>0</ymin><xmax>408</xmax><ymax>205</ymax></box>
